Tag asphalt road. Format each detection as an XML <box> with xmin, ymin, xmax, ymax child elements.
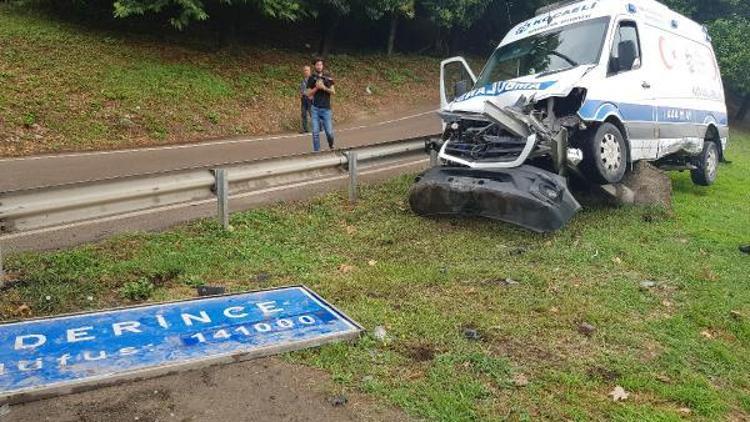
<box><xmin>0</xmin><ymin>108</ymin><xmax>440</xmax><ymax>192</ymax></box>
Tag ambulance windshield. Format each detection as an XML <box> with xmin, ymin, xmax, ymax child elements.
<box><xmin>475</xmin><ymin>17</ymin><xmax>610</xmax><ymax>88</ymax></box>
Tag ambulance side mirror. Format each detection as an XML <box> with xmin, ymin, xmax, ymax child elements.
<box><xmin>617</xmin><ymin>40</ymin><xmax>638</xmax><ymax>72</ymax></box>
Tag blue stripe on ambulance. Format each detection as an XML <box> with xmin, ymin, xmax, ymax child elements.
<box><xmin>579</xmin><ymin>100</ymin><xmax>728</xmax><ymax>126</ymax></box>
<box><xmin>453</xmin><ymin>80</ymin><xmax>558</xmax><ymax>103</ymax></box>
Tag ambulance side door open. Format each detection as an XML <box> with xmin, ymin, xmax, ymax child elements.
<box><xmin>595</xmin><ymin>18</ymin><xmax>657</xmax><ymax>161</ymax></box>
<box><xmin>440</xmin><ymin>57</ymin><xmax>477</xmax><ymax>110</ymax></box>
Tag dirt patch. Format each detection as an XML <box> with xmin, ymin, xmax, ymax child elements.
<box><xmin>400</xmin><ymin>341</ymin><xmax>437</xmax><ymax>362</ymax></box>
<box><xmin>488</xmin><ymin>335</ymin><xmax>561</xmax><ymax>365</ymax></box>
<box><xmin>573</xmin><ymin>162</ymin><xmax>673</xmax><ymax>209</ymax></box>
<box><xmin>586</xmin><ymin>366</ymin><xmax>620</xmax><ymax>382</ymax></box>
<box><xmin>621</xmin><ymin>162</ymin><xmax>673</xmax><ymax>209</ymax></box>
<box><xmin>4</xmin><ymin>358</ymin><xmax>412</xmax><ymax>422</ymax></box>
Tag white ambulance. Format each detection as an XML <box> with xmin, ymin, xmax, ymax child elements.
<box><xmin>438</xmin><ymin>0</ymin><xmax>728</xmax><ymax>186</ymax></box>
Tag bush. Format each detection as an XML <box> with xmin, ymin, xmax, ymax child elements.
<box><xmin>120</xmin><ymin>278</ymin><xmax>155</xmax><ymax>301</ymax></box>
<box><xmin>22</xmin><ymin>112</ymin><xmax>36</xmax><ymax>127</ymax></box>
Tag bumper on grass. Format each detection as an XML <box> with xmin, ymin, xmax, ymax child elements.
<box><xmin>408</xmin><ymin>165</ymin><xmax>581</xmax><ymax>233</ymax></box>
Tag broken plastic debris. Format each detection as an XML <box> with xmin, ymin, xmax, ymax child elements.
<box><xmin>328</xmin><ymin>394</ymin><xmax>348</xmax><ymax>407</ymax></box>
<box><xmin>462</xmin><ymin>327</ymin><xmax>482</xmax><ymax>341</ymax></box>
<box><xmin>409</xmin><ymin>165</ymin><xmax>581</xmax><ymax>233</ymax></box>
<box><xmin>639</xmin><ymin>280</ymin><xmax>657</xmax><ymax>290</ymax></box>
<box><xmin>196</xmin><ymin>286</ymin><xmax>226</xmax><ymax>297</ymax></box>
<box><xmin>609</xmin><ymin>386</ymin><xmax>630</xmax><ymax>401</ymax></box>
<box><xmin>373</xmin><ymin>326</ymin><xmax>388</xmax><ymax>342</ymax></box>
<box><xmin>577</xmin><ymin>322</ymin><xmax>596</xmax><ymax>337</ymax></box>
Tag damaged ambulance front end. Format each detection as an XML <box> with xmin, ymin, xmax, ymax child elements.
<box><xmin>410</xmin><ymin>5</ymin><xmax>610</xmax><ymax>232</ymax></box>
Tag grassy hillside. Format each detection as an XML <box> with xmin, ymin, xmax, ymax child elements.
<box><xmin>3</xmin><ymin>132</ymin><xmax>749</xmax><ymax>420</ymax></box>
<box><xmin>0</xmin><ymin>4</ymin><xmax>438</xmax><ymax>157</ymax></box>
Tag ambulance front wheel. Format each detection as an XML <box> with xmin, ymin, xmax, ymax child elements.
<box><xmin>690</xmin><ymin>140</ymin><xmax>719</xmax><ymax>186</ymax></box>
<box><xmin>581</xmin><ymin>123</ymin><xmax>628</xmax><ymax>184</ymax></box>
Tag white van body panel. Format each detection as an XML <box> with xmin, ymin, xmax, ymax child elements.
<box><xmin>440</xmin><ymin>0</ymin><xmax>728</xmax><ymax>165</ymax></box>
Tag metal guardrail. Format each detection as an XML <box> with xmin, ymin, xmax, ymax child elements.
<box><xmin>0</xmin><ymin>138</ymin><xmax>430</xmax><ymax>237</ymax></box>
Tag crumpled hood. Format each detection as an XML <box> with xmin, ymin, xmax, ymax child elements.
<box><xmin>444</xmin><ymin>66</ymin><xmax>593</xmax><ymax>114</ymax></box>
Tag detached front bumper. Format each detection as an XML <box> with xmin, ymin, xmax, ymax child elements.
<box><xmin>408</xmin><ymin>165</ymin><xmax>581</xmax><ymax>233</ymax></box>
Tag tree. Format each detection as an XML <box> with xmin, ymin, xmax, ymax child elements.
<box><xmin>421</xmin><ymin>0</ymin><xmax>493</xmax><ymax>54</ymax></box>
<box><xmin>112</xmin><ymin>0</ymin><xmax>349</xmax><ymax>54</ymax></box>
<box><xmin>661</xmin><ymin>0</ymin><xmax>749</xmax><ymax>23</ymax></box>
<box><xmin>363</xmin><ymin>0</ymin><xmax>415</xmax><ymax>55</ymax></box>
<box><xmin>113</xmin><ymin>0</ymin><xmax>305</xmax><ymax>30</ymax></box>
<box><xmin>306</xmin><ymin>0</ymin><xmax>351</xmax><ymax>55</ymax></box>
<box><xmin>710</xmin><ymin>16</ymin><xmax>750</xmax><ymax>121</ymax></box>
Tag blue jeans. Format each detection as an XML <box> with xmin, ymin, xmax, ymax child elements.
<box><xmin>311</xmin><ymin>106</ymin><xmax>334</xmax><ymax>151</ymax></box>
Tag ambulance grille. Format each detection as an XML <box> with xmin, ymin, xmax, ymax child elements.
<box><xmin>444</xmin><ymin>136</ymin><xmax>530</xmax><ymax>163</ymax></box>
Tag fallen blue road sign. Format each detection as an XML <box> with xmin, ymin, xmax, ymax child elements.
<box><xmin>0</xmin><ymin>285</ymin><xmax>362</xmax><ymax>403</ymax></box>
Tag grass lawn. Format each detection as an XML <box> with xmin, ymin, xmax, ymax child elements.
<box><xmin>2</xmin><ymin>132</ymin><xmax>750</xmax><ymax>420</ymax></box>
<box><xmin>0</xmin><ymin>3</ymin><xmax>438</xmax><ymax>157</ymax></box>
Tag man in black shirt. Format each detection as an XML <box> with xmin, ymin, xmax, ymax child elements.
<box><xmin>305</xmin><ymin>58</ymin><xmax>336</xmax><ymax>151</ymax></box>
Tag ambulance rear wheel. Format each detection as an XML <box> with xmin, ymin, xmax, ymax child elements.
<box><xmin>582</xmin><ymin>123</ymin><xmax>628</xmax><ymax>184</ymax></box>
<box><xmin>690</xmin><ymin>141</ymin><xmax>719</xmax><ymax>186</ymax></box>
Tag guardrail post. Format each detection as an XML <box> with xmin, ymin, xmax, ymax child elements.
<box><xmin>429</xmin><ymin>149</ymin><xmax>438</xmax><ymax>167</ymax></box>
<box><xmin>213</xmin><ymin>169</ymin><xmax>229</xmax><ymax>230</ymax></box>
<box><xmin>346</xmin><ymin>152</ymin><xmax>358</xmax><ymax>203</ymax></box>
<box><xmin>0</xmin><ymin>243</ymin><xmax>4</xmax><ymax>281</ymax></box>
